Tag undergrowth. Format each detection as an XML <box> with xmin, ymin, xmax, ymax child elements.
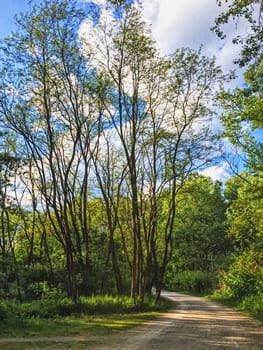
<box><xmin>0</xmin><ymin>294</ymin><xmax>171</xmax><ymax>338</ymax></box>
<box><xmin>0</xmin><ymin>294</ymin><xmax>170</xmax><ymax>320</ymax></box>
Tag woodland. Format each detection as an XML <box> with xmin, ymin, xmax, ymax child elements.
<box><xmin>0</xmin><ymin>0</ymin><xmax>262</xmax><ymax>325</ymax></box>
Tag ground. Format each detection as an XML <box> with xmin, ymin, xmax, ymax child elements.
<box><xmin>0</xmin><ymin>292</ymin><xmax>262</xmax><ymax>349</ymax></box>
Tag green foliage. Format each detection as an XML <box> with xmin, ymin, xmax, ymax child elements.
<box><xmin>212</xmin><ymin>0</ymin><xmax>263</xmax><ymax>66</ymax></box>
<box><xmin>165</xmin><ymin>270</ymin><xmax>213</xmax><ymax>293</ymax></box>
<box><xmin>213</xmin><ymin>174</ymin><xmax>263</xmax><ymax>323</ymax></box>
<box><xmin>167</xmin><ymin>174</ymin><xmax>229</xmax><ymax>274</ymax></box>
<box><xmin>220</xmin><ymin>252</ymin><xmax>263</xmax><ymax>299</ymax></box>
<box><xmin>219</xmin><ymin>57</ymin><xmax>263</xmax><ymax>173</ymax></box>
<box><xmin>239</xmin><ymin>294</ymin><xmax>263</xmax><ymax>321</ymax></box>
<box><xmin>0</xmin><ymin>294</ymin><xmax>170</xmax><ymax>321</ymax></box>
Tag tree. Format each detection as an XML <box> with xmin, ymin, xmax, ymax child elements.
<box><xmin>164</xmin><ymin>174</ymin><xmax>230</xmax><ymax>292</ymax></box>
<box><xmin>212</xmin><ymin>0</ymin><xmax>263</xmax><ymax>66</ymax></box>
<box><xmin>218</xmin><ymin>55</ymin><xmax>263</xmax><ymax>174</ymax></box>
<box><xmin>0</xmin><ymin>0</ymin><xmax>227</xmax><ymax>302</ymax></box>
<box><xmin>81</xmin><ymin>1</ymin><xmax>225</xmax><ymax>299</ymax></box>
<box><xmin>219</xmin><ymin>174</ymin><xmax>263</xmax><ymax>301</ymax></box>
<box><xmin>0</xmin><ymin>0</ymin><xmax>98</xmax><ymax>302</ymax></box>
<box><xmin>0</xmin><ymin>132</ymin><xmax>25</xmax><ymax>301</ymax></box>
<box><xmin>172</xmin><ymin>174</ymin><xmax>228</xmax><ymax>271</ymax></box>
<box><xmin>213</xmin><ymin>2</ymin><xmax>263</xmax><ymax>310</ymax></box>
<box><xmin>225</xmin><ymin>174</ymin><xmax>263</xmax><ymax>252</ymax></box>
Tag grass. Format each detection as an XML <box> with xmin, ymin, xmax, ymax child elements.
<box><xmin>0</xmin><ymin>312</ymin><xmax>162</xmax><ymax>350</ymax></box>
<box><xmin>0</xmin><ymin>311</ymin><xmax>162</xmax><ymax>338</ymax></box>
<box><xmin>0</xmin><ymin>294</ymin><xmax>171</xmax><ymax>350</ymax></box>
<box><xmin>207</xmin><ymin>293</ymin><xmax>263</xmax><ymax>324</ymax></box>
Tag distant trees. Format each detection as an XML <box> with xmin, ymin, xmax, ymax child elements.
<box><xmin>165</xmin><ymin>174</ymin><xmax>230</xmax><ymax>292</ymax></box>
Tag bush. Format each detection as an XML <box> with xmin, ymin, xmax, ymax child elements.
<box><xmin>220</xmin><ymin>255</ymin><xmax>262</xmax><ymax>299</ymax></box>
<box><xmin>165</xmin><ymin>270</ymin><xmax>212</xmax><ymax>293</ymax></box>
<box><xmin>239</xmin><ymin>294</ymin><xmax>263</xmax><ymax>321</ymax></box>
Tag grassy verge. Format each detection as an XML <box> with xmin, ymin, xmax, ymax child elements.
<box><xmin>0</xmin><ymin>311</ymin><xmax>162</xmax><ymax>338</ymax></box>
<box><xmin>207</xmin><ymin>293</ymin><xmax>263</xmax><ymax>324</ymax></box>
<box><xmin>0</xmin><ymin>294</ymin><xmax>172</xmax><ymax>349</ymax></box>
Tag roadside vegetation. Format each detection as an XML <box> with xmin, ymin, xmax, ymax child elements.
<box><xmin>0</xmin><ymin>294</ymin><xmax>171</xmax><ymax>339</ymax></box>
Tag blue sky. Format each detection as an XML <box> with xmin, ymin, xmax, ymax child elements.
<box><xmin>0</xmin><ymin>0</ymin><xmax>30</xmax><ymax>38</ymax></box>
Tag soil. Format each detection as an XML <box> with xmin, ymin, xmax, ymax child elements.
<box><xmin>0</xmin><ymin>292</ymin><xmax>262</xmax><ymax>349</ymax></box>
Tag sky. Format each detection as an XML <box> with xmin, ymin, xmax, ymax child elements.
<box><xmin>0</xmin><ymin>0</ymin><xmax>31</xmax><ymax>38</ymax></box>
<box><xmin>0</xmin><ymin>0</ymin><xmax>247</xmax><ymax>182</ymax></box>
<box><xmin>0</xmin><ymin>0</ymin><xmax>244</xmax><ymax>82</ymax></box>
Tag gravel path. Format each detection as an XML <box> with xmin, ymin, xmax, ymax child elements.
<box><xmin>0</xmin><ymin>292</ymin><xmax>262</xmax><ymax>349</ymax></box>
<box><xmin>102</xmin><ymin>292</ymin><xmax>263</xmax><ymax>349</ymax></box>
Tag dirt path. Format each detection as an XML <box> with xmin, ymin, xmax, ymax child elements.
<box><xmin>0</xmin><ymin>292</ymin><xmax>262</xmax><ymax>349</ymax></box>
<box><xmin>104</xmin><ymin>292</ymin><xmax>263</xmax><ymax>350</ymax></box>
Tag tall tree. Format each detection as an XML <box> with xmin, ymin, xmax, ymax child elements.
<box><xmin>213</xmin><ymin>0</ymin><xmax>263</xmax><ymax>176</ymax></box>
<box><xmin>0</xmin><ymin>0</ymin><xmax>98</xmax><ymax>302</ymax></box>
<box><xmin>0</xmin><ymin>132</ymin><xmax>24</xmax><ymax>301</ymax></box>
<box><xmin>81</xmin><ymin>1</ymin><xmax>225</xmax><ymax>299</ymax></box>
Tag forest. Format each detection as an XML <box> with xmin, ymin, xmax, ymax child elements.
<box><xmin>0</xmin><ymin>0</ymin><xmax>262</xmax><ymax>327</ymax></box>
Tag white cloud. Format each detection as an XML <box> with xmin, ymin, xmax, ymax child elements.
<box><xmin>80</xmin><ymin>0</ymin><xmax>247</xmax><ymax>80</ymax></box>
<box><xmin>142</xmin><ymin>0</ymin><xmax>221</xmax><ymax>54</ymax></box>
<box><xmin>141</xmin><ymin>0</ymin><xmax>249</xmax><ymax>85</ymax></box>
<box><xmin>200</xmin><ymin>162</ymin><xmax>231</xmax><ymax>182</ymax></box>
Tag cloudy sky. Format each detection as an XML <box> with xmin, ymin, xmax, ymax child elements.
<box><xmin>0</xmin><ymin>0</ymin><xmax>245</xmax><ymax>79</ymax></box>
<box><xmin>0</xmin><ymin>0</ymin><xmax>247</xmax><ymax>182</ymax></box>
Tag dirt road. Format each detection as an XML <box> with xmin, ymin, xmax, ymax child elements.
<box><xmin>0</xmin><ymin>292</ymin><xmax>262</xmax><ymax>349</ymax></box>
<box><xmin>102</xmin><ymin>292</ymin><xmax>263</xmax><ymax>349</ymax></box>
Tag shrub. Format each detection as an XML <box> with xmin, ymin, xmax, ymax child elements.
<box><xmin>165</xmin><ymin>270</ymin><xmax>212</xmax><ymax>293</ymax></box>
<box><xmin>239</xmin><ymin>294</ymin><xmax>263</xmax><ymax>321</ymax></box>
<box><xmin>220</xmin><ymin>255</ymin><xmax>262</xmax><ymax>299</ymax></box>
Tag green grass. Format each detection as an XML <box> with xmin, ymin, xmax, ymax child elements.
<box><xmin>0</xmin><ymin>294</ymin><xmax>170</xmax><ymax>320</ymax></box>
<box><xmin>0</xmin><ymin>293</ymin><xmax>171</xmax><ymax>342</ymax></box>
<box><xmin>0</xmin><ymin>311</ymin><xmax>162</xmax><ymax>338</ymax></box>
<box><xmin>0</xmin><ymin>311</ymin><xmax>162</xmax><ymax>350</ymax></box>
<box><xmin>0</xmin><ymin>293</ymin><xmax>171</xmax><ymax>350</ymax></box>
<box><xmin>207</xmin><ymin>292</ymin><xmax>263</xmax><ymax>324</ymax></box>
